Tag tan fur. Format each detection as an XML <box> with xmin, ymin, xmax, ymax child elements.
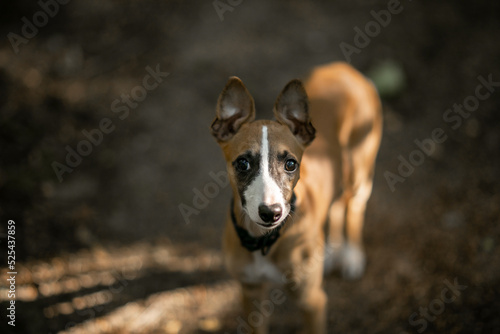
<box><xmin>215</xmin><ymin>62</ymin><xmax>382</xmax><ymax>334</ymax></box>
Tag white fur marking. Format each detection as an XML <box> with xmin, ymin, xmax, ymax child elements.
<box><xmin>341</xmin><ymin>243</ymin><xmax>366</xmax><ymax>279</ymax></box>
<box><xmin>242</xmin><ymin>252</ymin><xmax>283</xmax><ymax>284</ymax></box>
<box><xmin>243</xmin><ymin>126</ymin><xmax>286</xmax><ymax>227</ymax></box>
<box><xmin>323</xmin><ymin>241</ymin><xmax>342</xmax><ymax>276</ymax></box>
<box><xmin>261</xmin><ymin>127</ymin><xmax>283</xmax><ymax>205</ymax></box>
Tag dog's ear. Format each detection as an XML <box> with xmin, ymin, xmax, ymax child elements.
<box><xmin>211</xmin><ymin>77</ymin><xmax>256</xmax><ymax>142</ymax></box>
<box><xmin>273</xmin><ymin>79</ymin><xmax>316</xmax><ymax>146</ymax></box>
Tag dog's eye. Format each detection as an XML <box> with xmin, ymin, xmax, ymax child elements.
<box><xmin>235</xmin><ymin>158</ymin><xmax>250</xmax><ymax>172</ymax></box>
<box><xmin>284</xmin><ymin>159</ymin><xmax>297</xmax><ymax>172</ymax></box>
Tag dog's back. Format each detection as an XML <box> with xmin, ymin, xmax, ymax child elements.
<box><xmin>306</xmin><ymin>62</ymin><xmax>382</xmax><ymax>155</ymax></box>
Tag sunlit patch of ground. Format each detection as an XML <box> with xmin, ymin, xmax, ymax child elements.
<box><xmin>1</xmin><ymin>241</ymin><xmax>241</xmax><ymax>333</ymax></box>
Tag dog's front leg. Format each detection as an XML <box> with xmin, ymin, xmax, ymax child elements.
<box><xmin>240</xmin><ymin>282</ymin><xmax>270</xmax><ymax>334</ymax></box>
<box><xmin>284</xmin><ymin>254</ymin><xmax>327</xmax><ymax>334</ymax></box>
<box><xmin>287</xmin><ymin>281</ymin><xmax>327</xmax><ymax>334</ymax></box>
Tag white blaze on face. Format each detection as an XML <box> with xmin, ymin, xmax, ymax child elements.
<box><xmin>243</xmin><ymin>125</ymin><xmax>286</xmax><ymax>225</ymax></box>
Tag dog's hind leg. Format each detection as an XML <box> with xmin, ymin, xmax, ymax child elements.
<box><xmin>341</xmin><ymin>131</ymin><xmax>379</xmax><ymax>279</ymax></box>
<box><xmin>324</xmin><ymin>196</ymin><xmax>346</xmax><ymax>275</ymax></box>
<box><xmin>342</xmin><ymin>177</ymin><xmax>373</xmax><ymax>279</ymax></box>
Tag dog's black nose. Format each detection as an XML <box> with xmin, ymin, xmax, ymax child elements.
<box><xmin>258</xmin><ymin>204</ymin><xmax>282</xmax><ymax>223</ymax></box>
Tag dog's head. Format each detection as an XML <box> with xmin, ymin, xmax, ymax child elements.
<box><xmin>211</xmin><ymin>77</ymin><xmax>316</xmax><ymax>229</ymax></box>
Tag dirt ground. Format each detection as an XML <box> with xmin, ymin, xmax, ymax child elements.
<box><xmin>1</xmin><ymin>0</ymin><xmax>499</xmax><ymax>333</ymax></box>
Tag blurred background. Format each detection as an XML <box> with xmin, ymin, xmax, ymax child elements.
<box><xmin>0</xmin><ymin>0</ymin><xmax>499</xmax><ymax>333</ymax></box>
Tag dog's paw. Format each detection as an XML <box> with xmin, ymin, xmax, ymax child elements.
<box><xmin>323</xmin><ymin>241</ymin><xmax>342</xmax><ymax>276</ymax></box>
<box><xmin>341</xmin><ymin>243</ymin><xmax>366</xmax><ymax>280</ymax></box>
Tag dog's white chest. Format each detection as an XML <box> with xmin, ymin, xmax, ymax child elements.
<box><xmin>241</xmin><ymin>252</ymin><xmax>283</xmax><ymax>284</ymax></box>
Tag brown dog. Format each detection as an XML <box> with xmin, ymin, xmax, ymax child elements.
<box><xmin>210</xmin><ymin>62</ymin><xmax>382</xmax><ymax>333</ymax></box>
